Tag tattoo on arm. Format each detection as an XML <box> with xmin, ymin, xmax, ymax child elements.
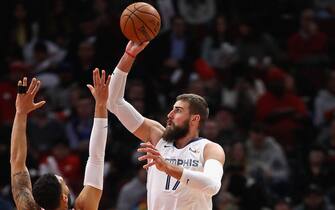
<box><xmin>11</xmin><ymin>171</ymin><xmax>40</xmax><ymax>210</ymax></box>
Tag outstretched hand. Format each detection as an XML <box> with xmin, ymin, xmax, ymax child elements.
<box><xmin>137</xmin><ymin>142</ymin><xmax>167</xmax><ymax>172</ymax></box>
<box><xmin>15</xmin><ymin>77</ymin><xmax>46</xmax><ymax>115</ymax></box>
<box><xmin>125</xmin><ymin>41</ymin><xmax>149</xmax><ymax>57</ymax></box>
<box><xmin>87</xmin><ymin>68</ymin><xmax>111</xmax><ymax>106</ymax></box>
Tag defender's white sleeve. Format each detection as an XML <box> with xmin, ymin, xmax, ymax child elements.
<box><xmin>83</xmin><ymin>118</ymin><xmax>108</xmax><ymax>190</ymax></box>
<box><xmin>107</xmin><ymin>68</ymin><xmax>144</xmax><ymax>132</ymax></box>
<box><xmin>180</xmin><ymin>159</ymin><xmax>223</xmax><ymax>196</ymax></box>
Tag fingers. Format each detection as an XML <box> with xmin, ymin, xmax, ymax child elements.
<box><xmin>137</xmin><ymin>143</ymin><xmax>161</xmax><ymax>168</ymax></box>
<box><xmin>137</xmin><ymin>147</ymin><xmax>160</xmax><ymax>156</ymax></box>
<box><xmin>100</xmin><ymin>70</ymin><xmax>111</xmax><ymax>86</ymax></box>
<box><xmin>34</xmin><ymin>100</ymin><xmax>46</xmax><ymax>109</ymax></box>
<box><xmin>141</xmin><ymin>41</ymin><xmax>150</xmax><ymax>48</ymax></box>
<box><xmin>127</xmin><ymin>41</ymin><xmax>134</xmax><ymax>47</ymax></box>
<box><xmin>140</xmin><ymin>142</ymin><xmax>156</xmax><ymax>150</ymax></box>
<box><xmin>23</xmin><ymin>77</ymin><xmax>27</xmax><ymax>87</ymax></box>
<box><xmin>92</xmin><ymin>68</ymin><xmax>110</xmax><ymax>87</ymax></box>
<box><xmin>17</xmin><ymin>80</ymin><xmax>24</xmax><ymax>94</ymax></box>
<box><xmin>143</xmin><ymin>161</ymin><xmax>156</xmax><ymax>169</ymax></box>
<box><xmin>31</xmin><ymin>80</ymin><xmax>41</xmax><ymax>97</ymax></box>
<box><xmin>138</xmin><ymin>153</ymin><xmax>157</xmax><ymax>161</ymax></box>
<box><xmin>101</xmin><ymin>70</ymin><xmax>106</xmax><ymax>86</ymax></box>
<box><xmin>93</xmin><ymin>68</ymin><xmax>98</xmax><ymax>87</ymax></box>
<box><xmin>26</xmin><ymin>78</ymin><xmax>37</xmax><ymax>94</ymax></box>
<box><xmin>86</xmin><ymin>84</ymin><xmax>94</xmax><ymax>95</ymax></box>
<box><xmin>106</xmin><ymin>74</ymin><xmax>111</xmax><ymax>87</ymax></box>
<box><xmin>96</xmin><ymin>68</ymin><xmax>101</xmax><ymax>84</ymax></box>
<box><xmin>18</xmin><ymin>77</ymin><xmax>39</xmax><ymax>95</ymax></box>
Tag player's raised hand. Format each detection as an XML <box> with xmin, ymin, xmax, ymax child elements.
<box><xmin>125</xmin><ymin>40</ymin><xmax>149</xmax><ymax>57</ymax></box>
<box><xmin>87</xmin><ymin>68</ymin><xmax>111</xmax><ymax>106</ymax></box>
<box><xmin>137</xmin><ymin>142</ymin><xmax>167</xmax><ymax>171</ymax></box>
<box><xmin>15</xmin><ymin>77</ymin><xmax>46</xmax><ymax>115</ymax></box>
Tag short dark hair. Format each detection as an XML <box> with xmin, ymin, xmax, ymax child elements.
<box><xmin>32</xmin><ymin>174</ymin><xmax>62</xmax><ymax>210</ymax></box>
<box><xmin>176</xmin><ymin>93</ymin><xmax>209</xmax><ymax>126</ymax></box>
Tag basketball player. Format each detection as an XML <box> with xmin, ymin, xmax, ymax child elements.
<box><xmin>10</xmin><ymin>69</ymin><xmax>110</xmax><ymax>210</ymax></box>
<box><xmin>107</xmin><ymin>41</ymin><xmax>225</xmax><ymax>210</ymax></box>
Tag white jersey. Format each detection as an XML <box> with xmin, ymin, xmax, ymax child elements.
<box><xmin>147</xmin><ymin>137</ymin><xmax>213</xmax><ymax>210</ymax></box>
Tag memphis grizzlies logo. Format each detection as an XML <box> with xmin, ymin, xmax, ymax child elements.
<box><xmin>165</xmin><ymin>158</ymin><xmax>199</xmax><ymax>167</ymax></box>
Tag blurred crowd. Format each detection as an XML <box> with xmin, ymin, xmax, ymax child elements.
<box><xmin>1</xmin><ymin>0</ymin><xmax>335</xmax><ymax>209</ymax></box>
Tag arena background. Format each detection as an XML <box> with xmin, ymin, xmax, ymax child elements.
<box><xmin>1</xmin><ymin>0</ymin><xmax>335</xmax><ymax>209</ymax></box>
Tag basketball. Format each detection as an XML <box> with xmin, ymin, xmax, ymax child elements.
<box><xmin>120</xmin><ymin>2</ymin><xmax>161</xmax><ymax>43</ymax></box>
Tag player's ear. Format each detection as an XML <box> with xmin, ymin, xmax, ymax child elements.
<box><xmin>62</xmin><ymin>193</ymin><xmax>68</xmax><ymax>203</ymax></box>
<box><xmin>191</xmin><ymin>114</ymin><xmax>200</xmax><ymax>124</ymax></box>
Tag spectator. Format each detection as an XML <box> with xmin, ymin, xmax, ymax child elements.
<box><xmin>221</xmin><ymin>76</ymin><xmax>265</xmax><ymax>130</ymax></box>
<box><xmin>177</xmin><ymin>0</ymin><xmax>216</xmax><ymax>25</ymax></box>
<box><xmin>314</xmin><ymin>71</ymin><xmax>335</xmax><ymax>127</ymax></box>
<box><xmin>201</xmin><ymin>15</ymin><xmax>237</xmax><ymax>80</ymax></box>
<box><xmin>245</xmin><ymin>123</ymin><xmax>290</xmax><ymax>196</ymax></box>
<box><xmin>65</xmin><ymin>95</ymin><xmax>94</xmax><ymax>152</ymax></box>
<box><xmin>235</xmin><ymin>18</ymin><xmax>282</xmax><ymax>74</ymax></box>
<box><xmin>226</xmin><ymin>163</ymin><xmax>271</xmax><ymax>210</ymax></box>
<box><xmin>288</xmin><ymin>9</ymin><xmax>328</xmax><ymax>64</ymax></box>
<box><xmin>201</xmin><ymin>118</ymin><xmax>223</xmax><ymax>145</ymax></box>
<box><xmin>0</xmin><ymin>61</ymin><xmax>28</xmax><ymax>126</ymax></box>
<box><xmin>292</xmin><ymin>146</ymin><xmax>335</xmax><ymax>199</ymax></box>
<box><xmin>214</xmin><ymin>191</ymin><xmax>239</xmax><ymax>210</ymax></box>
<box><xmin>226</xmin><ymin>141</ymin><xmax>247</xmax><ymax>173</ymax></box>
<box><xmin>319</xmin><ymin>119</ymin><xmax>335</xmax><ymax>165</ymax></box>
<box><xmin>116</xmin><ymin>162</ymin><xmax>147</xmax><ymax>210</ymax></box>
<box><xmin>7</xmin><ymin>2</ymin><xmax>31</xmax><ymax>59</ymax></box>
<box><xmin>38</xmin><ymin>139</ymin><xmax>82</xmax><ymax>194</ymax></box>
<box><xmin>274</xmin><ymin>198</ymin><xmax>293</xmax><ymax>210</ymax></box>
<box><xmin>27</xmin><ymin>94</ymin><xmax>67</xmax><ymax>157</ymax></box>
<box><xmin>294</xmin><ymin>183</ymin><xmax>334</xmax><ymax>210</ymax></box>
<box><xmin>71</xmin><ymin>40</ymin><xmax>97</xmax><ymax>85</ymax></box>
<box><xmin>152</xmin><ymin>15</ymin><xmax>198</xmax><ymax>94</ymax></box>
<box><xmin>214</xmin><ymin>107</ymin><xmax>242</xmax><ymax>145</ymax></box>
<box><xmin>256</xmin><ymin>67</ymin><xmax>309</xmax><ymax>153</ymax></box>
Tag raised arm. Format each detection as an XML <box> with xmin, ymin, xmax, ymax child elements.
<box><xmin>10</xmin><ymin>78</ymin><xmax>45</xmax><ymax>210</ymax></box>
<box><xmin>75</xmin><ymin>69</ymin><xmax>111</xmax><ymax>210</ymax></box>
<box><xmin>107</xmin><ymin>41</ymin><xmax>164</xmax><ymax>145</ymax></box>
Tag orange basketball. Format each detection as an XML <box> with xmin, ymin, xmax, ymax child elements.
<box><xmin>120</xmin><ymin>2</ymin><xmax>161</xmax><ymax>43</ymax></box>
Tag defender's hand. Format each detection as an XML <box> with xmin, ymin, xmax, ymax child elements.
<box><xmin>16</xmin><ymin>77</ymin><xmax>45</xmax><ymax>115</ymax></box>
<box><xmin>87</xmin><ymin>68</ymin><xmax>111</xmax><ymax>106</ymax></box>
<box><xmin>125</xmin><ymin>41</ymin><xmax>149</xmax><ymax>57</ymax></box>
<box><xmin>137</xmin><ymin>142</ymin><xmax>168</xmax><ymax>172</ymax></box>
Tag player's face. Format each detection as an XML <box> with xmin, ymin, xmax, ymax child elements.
<box><xmin>163</xmin><ymin>100</ymin><xmax>191</xmax><ymax>142</ymax></box>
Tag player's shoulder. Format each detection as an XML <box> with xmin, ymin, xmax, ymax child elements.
<box><xmin>200</xmin><ymin>138</ymin><xmax>225</xmax><ymax>154</ymax></box>
<box><xmin>203</xmin><ymin>140</ymin><xmax>225</xmax><ymax>163</ymax></box>
<box><xmin>190</xmin><ymin>137</ymin><xmax>215</xmax><ymax>146</ymax></box>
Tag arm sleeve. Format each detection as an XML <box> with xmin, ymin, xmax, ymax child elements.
<box><xmin>83</xmin><ymin>118</ymin><xmax>108</xmax><ymax>190</ymax></box>
<box><xmin>107</xmin><ymin>68</ymin><xmax>144</xmax><ymax>132</ymax></box>
<box><xmin>179</xmin><ymin>159</ymin><xmax>223</xmax><ymax>196</ymax></box>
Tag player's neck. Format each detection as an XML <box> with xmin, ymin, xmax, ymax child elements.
<box><xmin>174</xmin><ymin>130</ymin><xmax>199</xmax><ymax>149</ymax></box>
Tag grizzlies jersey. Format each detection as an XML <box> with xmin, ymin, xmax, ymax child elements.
<box><xmin>147</xmin><ymin>137</ymin><xmax>212</xmax><ymax>210</ymax></box>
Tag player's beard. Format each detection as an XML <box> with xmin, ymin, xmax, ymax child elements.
<box><xmin>162</xmin><ymin>118</ymin><xmax>190</xmax><ymax>143</ymax></box>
